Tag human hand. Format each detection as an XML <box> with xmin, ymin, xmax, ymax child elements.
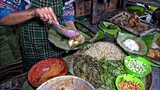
<box><xmin>35</xmin><ymin>7</ymin><xmax>59</xmax><ymax>25</ymax></box>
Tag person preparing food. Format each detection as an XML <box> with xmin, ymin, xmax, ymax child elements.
<box><xmin>0</xmin><ymin>0</ymin><xmax>79</xmax><ymax>71</ymax></box>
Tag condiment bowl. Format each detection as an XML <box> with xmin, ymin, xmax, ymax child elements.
<box><xmin>116</xmin><ymin>74</ymin><xmax>145</xmax><ymax>90</ymax></box>
<box><xmin>28</xmin><ymin>58</ymin><xmax>68</xmax><ymax>87</ymax></box>
<box><xmin>124</xmin><ymin>56</ymin><xmax>151</xmax><ymax>78</ymax></box>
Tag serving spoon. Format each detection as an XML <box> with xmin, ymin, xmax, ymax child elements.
<box><xmin>51</xmin><ymin>21</ymin><xmax>79</xmax><ymax>38</ymax></box>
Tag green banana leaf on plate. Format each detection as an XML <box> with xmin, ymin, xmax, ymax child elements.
<box><xmin>125</xmin><ymin>5</ymin><xmax>146</xmax><ymax>15</ymax></box>
<box><xmin>48</xmin><ymin>25</ymin><xmax>104</xmax><ymax>51</ymax></box>
<box><xmin>142</xmin><ymin>33</ymin><xmax>160</xmax><ymax>66</ymax></box>
<box><xmin>153</xmin><ymin>33</ymin><xmax>160</xmax><ymax>49</ymax></box>
<box><xmin>117</xmin><ymin>32</ymin><xmax>147</xmax><ymax>55</ymax></box>
<box><xmin>99</xmin><ymin>21</ymin><xmax>121</xmax><ymax>36</ymax></box>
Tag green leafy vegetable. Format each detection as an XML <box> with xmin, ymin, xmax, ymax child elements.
<box><xmin>100</xmin><ymin>58</ymin><xmax>126</xmax><ymax>90</ymax></box>
<box><xmin>64</xmin><ymin>53</ymin><xmax>126</xmax><ymax>90</ymax></box>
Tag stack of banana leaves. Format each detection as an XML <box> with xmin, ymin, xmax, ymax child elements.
<box><xmin>0</xmin><ymin>27</ymin><xmax>21</xmax><ymax>67</ymax></box>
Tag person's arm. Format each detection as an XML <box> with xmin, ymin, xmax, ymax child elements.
<box><xmin>61</xmin><ymin>1</ymin><xmax>77</xmax><ymax>29</ymax></box>
<box><xmin>0</xmin><ymin>7</ymin><xmax>59</xmax><ymax>26</ymax></box>
<box><xmin>64</xmin><ymin>21</ymin><xmax>77</xmax><ymax>31</ymax></box>
<box><xmin>0</xmin><ymin>9</ymin><xmax>35</xmax><ymax>25</ymax></box>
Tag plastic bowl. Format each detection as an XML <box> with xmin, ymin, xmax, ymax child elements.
<box><xmin>28</xmin><ymin>58</ymin><xmax>68</xmax><ymax>87</ymax></box>
<box><xmin>116</xmin><ymin>74</ymin><xmax>145</xmax><ymax>90</ymax></box>
<box><xmin>125</xmin><ymin>5</ymin><xmax>146</xmax><ymax>15</ymax></box>
<box><xmin>124</xmin><ymin>56</ymin><xmax>151</xmax><ymax>78</ymax></box>
<box><xmin>36</xmin><ymin>75</ymin><xmax>96</xmax><ymax>90</ymax></box>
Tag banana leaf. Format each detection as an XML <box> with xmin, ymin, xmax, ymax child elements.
<box><xmin>48</xmin><ymin>26</ymin><xmax>92</xmax><ymax>51</ymax></box>
<box><xmin>0</xmin><ymin>27</ymin><xmax>21</xmax><ymax>67</ymax></box>
<box><xmin>142</xmin><ymin>34</ymin><xmax>155</xmax><ymax>53</ymax></box>
<box><xmin>48</xmin><ymin>26</ymin><xmax>72</xmax><ymax>51</ymax></box>
<box><xmin>145</xmin><ymin>58</ymin><xmax>160</xmax><ymax>67</ymax></box>
<box><xmin>117</xmin><ymin>32</ymin><xmax>147</xmax><ymax>55</ymax></box>
<box><xmin>141</xmin><ymin>32</ymin><xmax>160</xmax><ymax>54</ymax></box>
<box><xmin>125</xmin><ymin>5</ymin><xmax>146</xmax><ymax>15</ymax></box>
<box><xmin>142</xmin><ymin>33</ymin><xmax>160</xmax><ymax>66</ymax></box>
<box><xmin>99</xmin><ymin>21</ymin><xmax>120</xmax><ymax>37</ymax></box>
<box><xmin>90</xmin><ymin>30</ymin><xmax>104</xmax><ymax>42</ymax></box>
<box><xmin>153</xmin><ymin>33</ymin><xmax>160</xmax><ymax>49</ymax></box>
<box><xmin>75</xmin><ymin>22</ymin><xmax>94</xmax><ymax>38</ymax></box>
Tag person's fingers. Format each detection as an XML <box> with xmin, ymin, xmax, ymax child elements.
<box><xmin>40</xmin><ymin>7</ymin><xmax>49</xmax><ymax>21</ymax></box>
<box><xmin>48</xmin><ymin>7</ymin><xmax>59</xmax><ymax>25</ymax></box>
<box><xmin>36</xmin><ymin>7</ymin><xmax>50</xmax><ymax>22</ymax></box>
<box><xmin>35</xmin><ymin>7</ymin><xmax>59</xmax><ymax>24</ymax></box>
<box><xmin>36</xmin><ymin>8</ymin><xmax>47</xmax><ymax>22</ymax></box>
<box><xmin>47</xmin><ymin>19</ymin><xmax>52</xmax><ymax>24</ymax></box>
<box><xmin>44</xmin><ymin>7</ymin><xmax>52</xmax><ymax>20</ymax></box>
<box><xmin>35</xmin><ymin>8</ymin><xmax>43</xmax><ymax>18</ymax></box>
<box><xmin>44</xmin><ymin>7</ymin><xmax>53</xmax><ymax>24</ymax></box>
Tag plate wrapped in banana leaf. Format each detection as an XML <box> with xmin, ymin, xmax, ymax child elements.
<box><xmin>117</xmin><ymin>32</ymin><xmax>147</xmax><ymax>55</ymax></box>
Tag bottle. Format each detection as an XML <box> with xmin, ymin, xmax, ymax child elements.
<box><xmin>103</xmin><ymin>0</ymin><xmax>109</xmax><ymax>12</ymax></box>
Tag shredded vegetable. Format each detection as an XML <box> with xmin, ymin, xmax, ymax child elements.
<box><xmin>125</xmin><ymin>58</ymin><xmax>147</xmax><ymax>74</ymax></box>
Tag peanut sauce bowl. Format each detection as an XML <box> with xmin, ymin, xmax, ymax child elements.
<box><xmin>36</xmin><ymin>75</ymin><xmax>96</xmax><ymax>90</ymax></box>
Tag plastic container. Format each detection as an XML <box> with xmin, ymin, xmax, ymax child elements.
<box><xmin>116</xmin><ymin>74</ymin><xmax>145</xmax><ymax>90</ymax></box>
<box><xmin>124</xmin><ymin>56</ymin><xmax>151</xmax><ymax>78</ymax></box>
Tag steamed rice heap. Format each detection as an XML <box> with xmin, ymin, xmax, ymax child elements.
<box><xmin>84</xmin><ymin>42</ymin><xmax>126</xmax><ymax>60</ymax></box>
<box><xmin>123</xmin><ymin>39</ymin><xmax>140</xmax><ymax>51</ymax></box>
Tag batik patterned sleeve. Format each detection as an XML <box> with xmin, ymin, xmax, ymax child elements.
<box><xmin>0</xmin><ymin>1</ymin><xmax>28</xmax><ymax>20</ymax></box>
<box><xmin>61</xmin><ymin>0</ymin><xmax>75</xmax><ymax>24</ymax></box>
<box><xmin>0</xmin><ymin>8</ymin><xmax>14</xmax><ymax>20</ymax></box>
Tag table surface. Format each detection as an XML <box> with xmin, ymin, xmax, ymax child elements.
<box><xmin>0</xmin><ymin>19</ymin><xmax>159</xmax><ymax>90</ymax></box>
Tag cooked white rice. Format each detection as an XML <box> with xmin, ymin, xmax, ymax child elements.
<box><xmin>123</xmin><ymin>39</ymin><xmax>140</xmax><ymax>51</ymax></box>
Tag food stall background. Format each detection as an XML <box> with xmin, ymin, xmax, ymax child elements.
<box><xmin>0</xmin><ymin>0</ymin><xmax>160</xmax><ymax>89</ymax></box>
